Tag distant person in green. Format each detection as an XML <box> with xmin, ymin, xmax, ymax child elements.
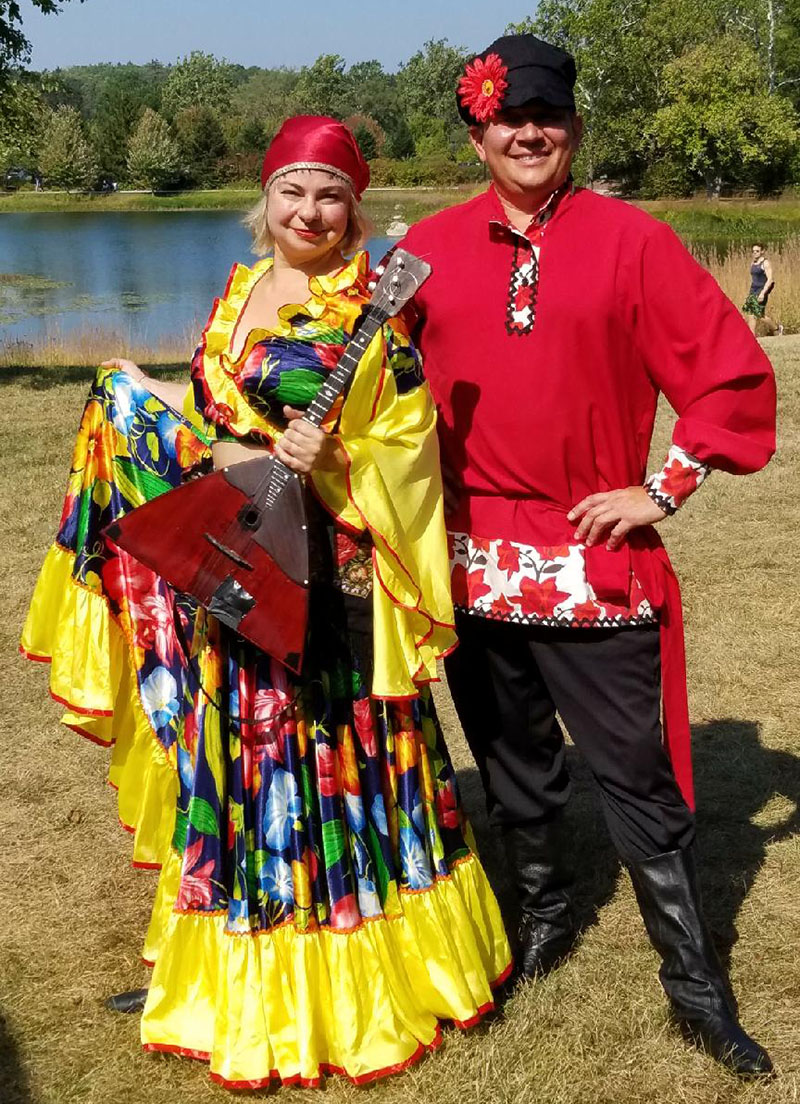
<box><xmin>743</xmin><ymin>243</ymin><xmax>781</xmax><ymax>335</ymax></box>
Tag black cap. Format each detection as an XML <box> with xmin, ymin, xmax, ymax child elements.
<box><xmin>456</xmin><ymin>33</ymin><xmax>577</xmax><ymax>125</ymax></box>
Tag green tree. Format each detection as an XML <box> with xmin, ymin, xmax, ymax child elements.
<box><xmin>233</xmin><ymin>116</ymin><xmax>267</xmax><ymax>154</ymax></box>
<box><xmin>650</xmin><ymin>35</ymin><xmax>798</xmax><ymax>194</ymax></box>
<box><xmin>347</xmin><ymin>60</ymin><xmax>395</xmax><ymax>123</ymax></box>
<box><xmin>344</xmin><ymin>114</ymin><xmax>384</xmax><ymax>160</ymax></box>
<box><xmin>774</xmin><ymin>0</ymin><xmax>800</xmax><ymax>104</ymax></box>
<box><xmin>231</xmin><ymin>67</ymin><xmax>298</xmax><ymax>131</ymax></box>
<box><xmin>38</xmin><ymin>103</ymin><xmax>97</xmax><ymax>188</ymax></box>
<box><xmin>345</xmin><ymin>59</ymin><xmax>413</xmax><ymax>157</ymax></box>
<box><xmin>0</xmin><ymin>1</ymin><xmax>84</xmax><ymax>88</ymax></box>
<box><xmin>292</xmin><ymin>54</ymin><xmax>351</xmax><ymax>116</ymax></box>
<box><xmin>126</xmin><ymin>107</ymin><xmax>180</xmax><ymax>190</ymax></box>
<box><xmin>91</xmin><ymin>71</ymin><xmax>158</xmax><ymax>181</ymax></box>
<box><xmin>347</xmin><ymin>59</ymin><xmax>389</xmax><ymax>111</ymax></box>
<box><xmin>396</xmin><ymin>38</ymin><xmax>470</xmax><ymax>150</ymax></box>
<box><xmin>161</xmin><ymin>51</ymin><xmax>236</xmax><ymax>119</ymax></box>
<box><xmin>45</xmin><ymin>61</ymin><xmax>167</xmax><ymax>118</ymax></box>
<box><xmin>174</xmin><ymin>106</ymin><xmax>228</xmax><ymax>185</ymax></box>
<box><xmin>0</xmin><ymin>73</ymin><xmax>48</xmax><ymax>174</ymax></box>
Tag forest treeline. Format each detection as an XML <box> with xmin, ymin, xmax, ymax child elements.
<box><xmin>1</xmin><ymin>0</ymin><xmax>800</xmax><ymax>196</ymax></box>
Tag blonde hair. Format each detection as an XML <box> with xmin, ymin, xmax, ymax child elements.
<box><xmin>243</xmin><ymin>175</ymin><xmax>374</xmax><ymax>258</ymax></box>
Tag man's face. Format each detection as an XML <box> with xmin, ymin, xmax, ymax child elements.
<box><xmin>470</xmin><ymin>103</ymin><xmax>582</xmax><ymax>204</ymax></box>
<box><xmin>752</xmin><ymin>244</ymin><xmax>764</xmax><ymax>262</ymax></box>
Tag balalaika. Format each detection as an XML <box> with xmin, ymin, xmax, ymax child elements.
<box><xmin>104</xmin><ymin>249</ymin><xmax>431</xmax><ymax>674</ymax></box>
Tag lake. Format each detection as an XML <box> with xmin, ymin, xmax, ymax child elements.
<box><xmin>0</xmin><ymin>211</ymin><xmax>393</xmax><ymax>348</ymax></box>
<box><xmin>3</xmin><ymin>203</ymin><xmax>798</xmax><ymax>354</ymax></box>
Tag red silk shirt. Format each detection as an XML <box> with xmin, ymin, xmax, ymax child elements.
<box><xmin>401</xmin><ymin>185</ymin><xmax>776</xmax><ymax>808</ymax></box>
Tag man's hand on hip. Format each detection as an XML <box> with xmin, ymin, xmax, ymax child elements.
<box><xmin>568</xmin><ymin>487</ymin><xmax>668</xmax><ymax>550</ymax></box>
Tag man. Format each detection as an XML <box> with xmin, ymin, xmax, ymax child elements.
<box><xmin>401</xmin><ymin>34</ymin><xmax>776</xmax><ymax>1076</ymax></box>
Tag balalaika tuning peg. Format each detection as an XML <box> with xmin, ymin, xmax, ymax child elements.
<box><xmin>368</xmin><ymin>261</ymin><xmax>386</xmax><ymax>294</ymax></box>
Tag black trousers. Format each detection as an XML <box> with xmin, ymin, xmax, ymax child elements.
<box><xmin>445</xmin><ymin>613</ymin><xmax>695</xmax><ymax>862</ymax></box>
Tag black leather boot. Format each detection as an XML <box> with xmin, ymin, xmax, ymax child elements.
<box><xmin>105</xmin><ymin>988</ymin><xmax>149</xmax><ymax>1013</ymax></box>
<box><xmin>503</xmin><ymin>819</ymin><xmax>577</xmax><ymax>979</ymax></box>
<box><xmin>628</xmin><ymin>846</ymin><xmax>773</xmax><ymax>1077</ymax></box>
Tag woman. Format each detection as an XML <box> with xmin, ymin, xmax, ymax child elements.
<box><xmin>742</xmin><ymin>242</ymin><xmax>781</xmax><ymax>335</ymax></box>
<box><xmin>20</xmin><ymin>116</ymin><xmax>511</xmax><ymax>1089</ymax></box>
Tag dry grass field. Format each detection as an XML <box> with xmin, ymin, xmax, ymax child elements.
<box><xmin>1</xmin><ymin>339</ymin><xmax>799</xmax><ymax>1104</ymax></box>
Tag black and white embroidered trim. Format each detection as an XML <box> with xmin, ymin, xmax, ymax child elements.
<box><xmin>495</xmin><ymin>179</ymin><xmax>573</xmax><ymax>338</ymax></box>
<box><xmin>505</xmin><ymin>238</ymin><xmax>539</xmax><ymax>336</ymax></box>
<box><xmin>453</xmin><ymin>603</ymin><xmax>659</xmax><ymax>628</ymax></box>
<box><xmin>644</xmin><ymin>481</ymin><xmax>679</xmax><ymax>516</ymax></box>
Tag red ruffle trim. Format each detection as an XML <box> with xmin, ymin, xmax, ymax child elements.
<box><xmin>20</xmin><ymin>645</ymin><xmax>114</xmax><ymax>719</ymax></box>
<box><xmin>141</xmin><ymin>955</ymin><xmax>513</xmax><ymax>1089</ymax></box>
<box><xmin>145</xmin><ymin>1024</ymin><xmax>444</xmax><ymax>1090</ymax></box>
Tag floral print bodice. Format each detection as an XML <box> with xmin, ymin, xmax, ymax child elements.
<box><xmin>188</xmin><ymin>251</ymin><xmax>422</xmax><ymax>445</ymax></box>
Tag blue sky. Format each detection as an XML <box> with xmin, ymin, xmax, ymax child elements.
<box><xmin>23</xmin><ymin>0</ymin><xmax>537</xmax><ymax>71</ymax></box>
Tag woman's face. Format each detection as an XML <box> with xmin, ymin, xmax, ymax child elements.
<box><xmin>267</xmin><ymin>169</ymin><xmax>351</xmax><ymax>266</ymax></box>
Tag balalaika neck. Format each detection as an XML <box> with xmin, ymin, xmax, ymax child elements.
<box><xmin>262</xmin><ymin>305</ymin><xmax>389</xmax><ymax>509</ymax></box>
<box><xmin>303</xmin><ymin>307</ymin><xmax>388</xmax><ymax>428</ymax></box>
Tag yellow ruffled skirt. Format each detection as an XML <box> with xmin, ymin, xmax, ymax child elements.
<box><xmin>23</xmin><ymin>545</ymin><xmax>512</xmax><ymax>1088</ymax></box>
<box><xmin>21</xmin><ymin>369</ymin><xmax>512</xmax><ymax>1088</ymax></box>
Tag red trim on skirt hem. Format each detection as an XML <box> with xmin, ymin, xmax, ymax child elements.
<box><xmin>19</xmin><ymin>645</ymin><xmax>51</xmax><ymax>664</ymax></box>
<box><xmin>20</xmin><ymin>648</ymin><xmax>117</xmax><ymax>732</ymax></box>
<box><xmin>491</xmin><ymin>957</ymin><xmax>515</xmax><ymax>988</ymax></box>
<box><xmin>450</xmin><ymin>957</ymin><xmax>514</xmax><ymax>1029</ymax></box>
<box><xmin>65</xmin><ymin>721</ymin><xmax>114</xmax><ymax>747</ymax></box>
<box><xmin>49</xmin><ymin>688</ymin><xmax>113</xmax><ymax>718</ymax></box>
<box><xmin>144</xmin><ymin>1022</ymin><xmax>448</xmax><ymax>1089</ymax></box>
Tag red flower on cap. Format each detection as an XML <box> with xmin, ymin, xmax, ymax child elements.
<box><xmin>457</xmin><ymin>53</ymin><xmax>509</xmax><ymax>122</ymax></box>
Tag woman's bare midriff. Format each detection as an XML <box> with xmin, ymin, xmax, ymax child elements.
<box><xmin>212</xmin><ymin>439</ymin><xmax>271</xmax><ymax>470</ymax></box>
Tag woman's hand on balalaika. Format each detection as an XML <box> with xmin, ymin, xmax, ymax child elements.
<box><xmin>275</xmin><ymin>405</ymin><xmax>345</xmax><ymax>475</ymax></box>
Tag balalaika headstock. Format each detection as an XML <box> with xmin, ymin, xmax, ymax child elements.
<box><xmin>367</xmin><ymin>247</ymin><xmax>431</xmax><ymax>319</ymax></box>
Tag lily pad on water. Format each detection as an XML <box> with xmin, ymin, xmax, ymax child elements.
<box><xmin>0</xmin><ymin>273</ymin><xmax>69</xmax><ymax>290</ymax></box>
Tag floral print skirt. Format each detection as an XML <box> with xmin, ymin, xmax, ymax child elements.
<box><xmin>21</xmin><ymin>368</ymin><xmax>512</xmax><ymax>1089</ymax></box>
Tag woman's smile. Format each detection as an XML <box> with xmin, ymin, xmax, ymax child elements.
<box><xmin>292</xmin><ymin>226</ymin><xmax>324</xmax><ymax>240</ymax></box>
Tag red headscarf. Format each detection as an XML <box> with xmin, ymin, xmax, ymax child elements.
<box><xmin>260</xmin><ymin>116</ymin><xmax>370</xmax><ymax>199</ymax></box>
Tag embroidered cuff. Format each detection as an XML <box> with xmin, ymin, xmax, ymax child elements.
<box><xmin>645</xmin><ymin>444</ymin><xmax>711</xmax><ymax>514</ymax></box>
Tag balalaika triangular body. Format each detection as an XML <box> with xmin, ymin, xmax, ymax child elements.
<box><xmin>104</xmin><ymin>248</ymin><xmax>431</xmax><ymax>673</ymax></box>
<box><xmin>105</xmin><ymin>454</ymin><xmax>309</xmax><ymax>672</ymax></box>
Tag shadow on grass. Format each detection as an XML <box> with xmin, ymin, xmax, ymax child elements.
<box><xmin>0</xmin><ymin>364</ymin><xmax>187</xmax><ymax>389</ymax></box>
<box><xmin>0</xmin><ymin>1009</ymin><xmax>35</xmax><ymax>1104</ymax></box>
<box><xmin>457</xmin><ymin>717</ymin><xmax>800</xmax><ymax>961</ymax></box>
<box><xmin>692</xmin><ymin>718</ymin><xmax>800</xmax><ymax>962</ymax></box>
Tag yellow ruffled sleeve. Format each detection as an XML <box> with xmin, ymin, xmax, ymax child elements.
<box><xmin>311</xmin><ymin>327</ymin><xmax>456</xmax><ymax>699</ymax></box>
<box><xmin>181</xmin><ymin>258</ymin><xmax>277</xmax><ymax>443</ymax></box>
